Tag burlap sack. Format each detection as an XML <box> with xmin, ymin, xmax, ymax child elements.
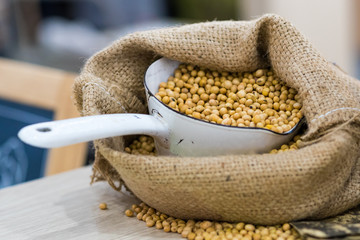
<box><xmin>73</xmin><ymin>14</ymin><xmax>360</xmax><ymax>224</ymax></box>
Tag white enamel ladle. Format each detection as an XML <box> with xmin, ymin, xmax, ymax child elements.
<box><xmin>18</xmin><ymin>58</ymin><xmax>303</xmax><ymax>157</ymax></box>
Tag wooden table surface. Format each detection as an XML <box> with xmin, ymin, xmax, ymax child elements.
<box><xmin>0</xmin><ymin>166</ymin><xmax>182</xmax><ymax>240</ymax></box>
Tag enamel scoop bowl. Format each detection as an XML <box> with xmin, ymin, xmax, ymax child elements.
<box><xmin>18</xmin><ymin>58</ymin><xmax>303</xmax><ymax>157</ymax></box>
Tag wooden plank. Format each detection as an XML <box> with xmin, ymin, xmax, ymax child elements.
<box><xmin>46</xmin><ymin>143</ymin><xmax>88</xmax><ymax>176</ymax></box>
<box><xmin>0</xmin><ymin>58</ymin><xmax>75</xmax><ymax>109</ymax></box>
<box><xmin>0</xmin><ymin>167</ymin><xmax>183</xmax><ymax>240</ymax></box>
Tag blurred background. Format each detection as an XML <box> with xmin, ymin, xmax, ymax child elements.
<box><xmin>1</xmin><ymin>0</ymin><xmax>359</xmax><ymax>75</ymax></box>
<box><xmin>0</xmin><ymin>0</ymin><xmax>359</xmax><ymax>187</ymax></box>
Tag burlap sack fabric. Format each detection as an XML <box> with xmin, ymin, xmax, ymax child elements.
<box><xmin>73</xmin><ymin>14</ymin><xmax>360</xmax><ymax>224</ymax></box>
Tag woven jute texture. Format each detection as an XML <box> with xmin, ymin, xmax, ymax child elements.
<box><xmin>73</xmin><ymin>14</ymin><xmax>360</xmax><ymax>224</ymax></box>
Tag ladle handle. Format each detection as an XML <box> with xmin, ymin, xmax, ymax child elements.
<box><xmin>18</xmin><ymin>114</ymin><xmax>168</xmax><ymax>148</ymax></box>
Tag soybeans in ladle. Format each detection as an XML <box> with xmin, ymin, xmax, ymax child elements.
<box><xmin>155</xmin><ymin>64</ymin><xmax>303</xmax><ymax>134</ymax></box>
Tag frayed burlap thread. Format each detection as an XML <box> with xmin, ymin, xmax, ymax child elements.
<box><xmin>73</xmin><ymin>14</ymin><xmax>360</xmax><ymax>224</ymax></box>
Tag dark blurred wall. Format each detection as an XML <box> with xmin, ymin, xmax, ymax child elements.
<box><xmin>0</xmin><ymin>0</ymin><xmax>239</xmax><ymax>72</ymax></box>
<box><xmin>168</xmin><ymin>0</ymin><xmax>237</xmax><ymax>21</ymax></box>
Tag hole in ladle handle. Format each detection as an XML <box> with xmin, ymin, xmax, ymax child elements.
<box><xmin>36</xmin><ymin>127</ymin><xmax>52</xmax><ymax>132</ymax></box>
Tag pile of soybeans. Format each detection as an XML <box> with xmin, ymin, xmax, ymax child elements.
<box><xmin>124</xmin><ymin>201</ymin><xmax>300</xmax><ymax>240</ymax></box>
